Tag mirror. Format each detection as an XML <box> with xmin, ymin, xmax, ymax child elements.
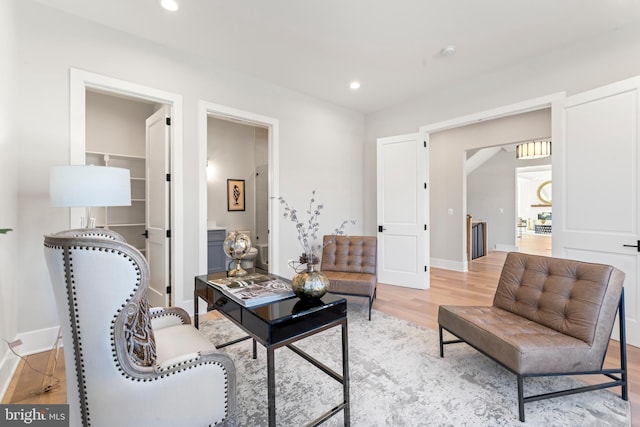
<box><xmin>537</xmin><ymin>180</ymin><xmax>552</xmax><ymax>205</ymax></box>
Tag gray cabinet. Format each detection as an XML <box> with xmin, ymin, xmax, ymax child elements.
<box><xmin>208</xmin><ymin>229</ymin><xmax>227</xmax><ymax>273</ymax></box>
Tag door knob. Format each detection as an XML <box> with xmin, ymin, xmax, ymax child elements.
<box><xmin>378</xmin><ymin>225</ymin><xmax>387</xmax><ymax>232</ymax></box>
<box><xmin>623</xmin><ymin>240</ymin><xmax>640</xmax><ymax>252</ymax></box>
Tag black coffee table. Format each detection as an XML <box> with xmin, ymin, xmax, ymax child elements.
<box><xmin>194</xmin><ymin>274</ymin><xmax>350</xmax><ymax>426</ymax></box>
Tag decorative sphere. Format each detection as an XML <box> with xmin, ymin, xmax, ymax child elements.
<box><xmin>291</xmin><ymin>264</ymin><xmax>329</xmax><ymax>299</ymax></box>
<box><xmin>223</xmin><ymin>231</ymin><xmax>252</xmax><ymax>259</ymax></box>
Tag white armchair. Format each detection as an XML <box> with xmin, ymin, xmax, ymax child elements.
<box><xmin>44</xmin><ymin>229</ymin><xmax>236</xmax><ymax>427</ymax></box>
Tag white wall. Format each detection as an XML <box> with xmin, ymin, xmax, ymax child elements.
<box><xmin>7</xmin><ymin>0</ymin><xmax>364</xmax><ymax>353</ymax></box>
<box><xmin>0</xmin><ymin>0</ymin><xmax>19</xmax><ymax>396</ymax></box>
<box><xmin>86</xmin><ymin>91</ymin><xmax>155</xmax><ymax>156</ymax></box>
<box><xmin>467</xmin><ymin>150</ymin><xmax>519</xmax><ymax>252</ymax></box>
<box><xmin>364</xmin><ymin>22</ymin><xmax>640</xmax><ymax>267</ymax></box>
<box><xmin>207</xmin><ymin>118</ymin><xmax>262</xmax><ymax>236</ymax></box>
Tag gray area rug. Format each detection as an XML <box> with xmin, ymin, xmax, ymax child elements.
<box><xmin>200</xmin><ymin>301</ymin><xmax>629</xmax><ymax>426</ymax></box>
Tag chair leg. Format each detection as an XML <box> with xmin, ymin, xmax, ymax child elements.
<box><xmin>439</xmin><ymin>326</ymin><xmax>444</xmax><ymax>357</ymax></box>
<box><xmin>518</xmin><ymin>375</ymin><xmax>524</xmax><ymax>422</ymax></box>
<box><xmin>618</xmin><ymin>289</ymin><xmax>629</xmax><ymax>400</ymax></box>
<box><xmin>517</xmin><ymin>375</ymin><xmax>525</xmax><ymax>422</ymax></box>
<box><xmin>368</xmin><ymin>295</ymin><xmax>373</xmax><ymax>321</ymax></box>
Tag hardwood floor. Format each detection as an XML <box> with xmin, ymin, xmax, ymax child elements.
<box><xmin>3</xmin><ymin>238</ymin><xmax>637</xmax><ymax>425</ymax></box>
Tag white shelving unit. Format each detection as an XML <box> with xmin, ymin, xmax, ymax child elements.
<box><xmin>86</xmin><ymin>151</ymin><xmax>147</xmax><ymax>253</ymax></box>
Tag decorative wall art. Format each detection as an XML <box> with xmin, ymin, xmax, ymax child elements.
<box><xmin>227</xmin><ymin>179</ymin><xmax>245</xmax><ymax>211</ymax></box>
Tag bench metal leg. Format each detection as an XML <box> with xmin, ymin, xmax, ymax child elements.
<box><xmin>517</xmin><ymin>376</ymin><xmax>525</xmax><ymax>422</ymax></box>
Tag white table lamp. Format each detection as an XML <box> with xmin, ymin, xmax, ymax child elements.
<box><xmin>50</xmin><ymin>165</ymin><xmax>131</xmax><ymax>227</ymax></box>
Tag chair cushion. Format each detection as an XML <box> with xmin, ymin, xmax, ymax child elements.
<box><xmin>438</xmin><ymin>305</ymin><xmax>600</xmax><ymax>375</ymax></box>
<box><xmin>322</xmin><ymin>271</ymin><xmax>376</xmax><ymax>298</ymax></box>
<box><xmin>153</xmin><ymin>324</ymin><xmax>217</xmax><ymax>365</ymax></box>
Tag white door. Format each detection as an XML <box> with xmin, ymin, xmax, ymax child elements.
<box><xmin>145</xmin><ymin>106</ymin><xmax>171</xmax><ymax>307</ymax></box>
<box><xmin>552</xmin><ymin>76</ymin><xmax>640</xmax><ymax>346</ymax></box>
<box><xmin>376</xmin><ymin>133</ymin><xmax>429</xmax><ymax>289</ymax></box>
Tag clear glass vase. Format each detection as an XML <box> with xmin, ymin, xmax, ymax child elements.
<box><xmin>291</xmin><ymin>263</ymin><xmax>329</xmax><ymax>299</ymax></box>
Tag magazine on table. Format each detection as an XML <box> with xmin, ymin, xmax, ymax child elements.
<box><xmin>207</xmin><ymin>273</ymin><xmax>294</xmax><ymax>307</ymax></box>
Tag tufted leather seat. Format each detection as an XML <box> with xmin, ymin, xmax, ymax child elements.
<box><xmin>321</xmin><ymin>235</ymin><xmax>377</xmax><ymax>320</ymax></box>
<box><xmin>44</xmin><ymin>229</ymin><xmax>236</xmax><ymax>427</ymax></box>
<box><xmin>438</xmin><ymin>252</ymin><xmax>628</xmax><ymax>422</ymax></box>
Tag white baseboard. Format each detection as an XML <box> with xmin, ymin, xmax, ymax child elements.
<box><xmin>181</xmin><ymin>299</ymin><xmax>210</xmax><ymax>318</ymax></box>
<box><xmin>495</xmin><ymin>244</ymin><xmax>518</xmax><ymax>252</ymax></box>
<box><xmin>430</xmin><ymin>257</ymin><xmax>467</xmax><ymax>272</ymax></box>
<box><xmin>0</xmin><ymin>326</ymin><xmax>61</xmax><ymax>402</ymax></box>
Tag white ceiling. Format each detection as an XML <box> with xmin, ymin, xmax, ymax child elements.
<box><xmin>34</xmin><ymin>0</ymin><xmax>640</xmax><ymax>114</ymax></box>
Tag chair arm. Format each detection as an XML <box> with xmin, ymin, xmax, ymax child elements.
<box><xmin>156</xmin><ymin>350</ymin><xmax>235</xmax><ymax>376</ymax></box>
<box><xmin>119</xmin><ymin>350</ymin><xmax>237</xmax><ymax>426</ymax></box>
<box><xmin>150</xmin><ymin>306</ymin><xmax>191</xmax><ymax>329</ymax></box>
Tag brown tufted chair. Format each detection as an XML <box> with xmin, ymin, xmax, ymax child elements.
<box><xmin>438</xmin><ymin>252</ymin><xmax>628</xmax><ymax>422</ymax></box>
<box><xmin>321</xmin><ymin>235</ymin><xmax>377</xmax><ymax>320</ymax></box>
<box><xmin>44</xmin><ymin>229</ymin><xmax>236</xmax><ymax>427</ymax></box>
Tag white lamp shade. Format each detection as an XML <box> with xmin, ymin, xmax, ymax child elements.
<box><xmin>50</xmin><ymin>165</ymin><xmax>131</xmax><ymax>207</ymax></box>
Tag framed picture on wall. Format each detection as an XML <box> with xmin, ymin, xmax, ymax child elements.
<box><xmin>227</xmin><ymin>179</ymin><xmax>245</xmax><ymax>211</ymax></box>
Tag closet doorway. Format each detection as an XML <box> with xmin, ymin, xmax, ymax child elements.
<box><xmin>70</xmin><ymin>69</ymin><xmax>184</xmax><ymax>308</ymax></box>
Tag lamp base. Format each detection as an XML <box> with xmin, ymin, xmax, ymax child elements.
<box><xmin>228</xmin><ymin>260</ymin><xmax>248</xmax><ymax>277</ymax></box>
<box><xmin>80</xmin><ymin>216</ymin><xmax>96</xmax><ymax>228</ymax></box>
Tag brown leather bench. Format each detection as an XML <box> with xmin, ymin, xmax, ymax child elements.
<box><xmin>321</xmin><ymin>235</ymin><xmax>377</xmax><ymax>320</ymax></box>
<box><xmin>438</xmin><ymin>252</ymin><xmax>628</xmax><ymax>422</ymax></box>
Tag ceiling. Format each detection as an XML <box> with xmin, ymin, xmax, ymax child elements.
<box><xmin>34</xmin><ymin>0</ymin><xmax>640</xmax><ymax>114</ymax></box>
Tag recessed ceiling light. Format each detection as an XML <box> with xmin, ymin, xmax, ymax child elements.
<box><xmin>440</xmin><ymin>45</ymin><xmax>456</xmax><ymax>57</ymax></box>
<box><xmin>160</xmin><ymin>0</ymin><xmax>179</xmax><ymax>11</ymax></box>
<box><xmin>350</xmin><ymin>81</ymin><xmax>361</xmax><ymax>90</ymax></box>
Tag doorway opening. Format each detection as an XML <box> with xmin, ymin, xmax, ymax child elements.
<box><xmin>197</xmin><ymin>101</ymin><xmax>280</xmax><ymax>284</ymax></box>
<box><xmin>516</xmin><ymin>165</ymin><xmax>552</xmax><ymax>256</ymax></box>
<box><xmin>206</xmin><ymin>117</ymin><xmax>269</xmax><ymax>273</ymax></box>
<box><xmin>70</xmin><ymin>69</ymin><xmax>183</xmax><ymax>308</ymax></box>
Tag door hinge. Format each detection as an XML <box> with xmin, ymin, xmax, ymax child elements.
<box><xmin>166</xmin><ymin>117</ymin><xmax>171</xmax><ymax>126</ymax></box>
<box><xmin>166</xmin><ymin>173</ymin><xmax>171</xmax><ymax>182</ymax></box>
<box><xmin>424</xmin><ymin>182</ymin><xmax>427</xmax><ymax>189</ymax></box>
<box><xmin>425</xmin><ymin>266</ymin><xmax>428</xmax><ymax>272</ymax></box>
<box><xmin>424</xmin><ymin>141</ymin><xmax>427</xmax><ymax>148</ymax></box>
<box><xmin>166</xmin><ymin>286</ymin><xmax>172</xmax><ymax>294</ymax></box>
<box><xmin>424</xmin><ymin>224</ymin><xmax>427</xmax><ymax>230</ymax></box>
<box><xmin>166</xmin><ymin>230</ymin><xmax>171</xmax><ymax>238</ymax></box>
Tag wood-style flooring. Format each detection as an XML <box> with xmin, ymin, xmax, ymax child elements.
<box><xmin>3</xmin><ymin>233</ymin><xmax>637</xmax><ymax>425</ymax></box>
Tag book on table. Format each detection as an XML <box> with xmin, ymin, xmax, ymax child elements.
<box><xmin>207</xmin><ymin>273</ymin><xmax>295</xmax><ymax>307</ymax></box>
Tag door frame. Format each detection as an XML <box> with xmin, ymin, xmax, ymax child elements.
<box><xmin>419</xmin><ymin>92</ymin><xmax>565</xmax><ymax>272</ymax></box>
<box><xmin>197</xmin><ymin>101</ymin><xmax>280</xmax><ymax>286</ymax></box>
<box><xmin>69</xmin><ymin>68</ymin><xmax>184</xmax><ymax>307</ymax></box>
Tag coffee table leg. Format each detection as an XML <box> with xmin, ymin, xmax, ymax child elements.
<box><xmin>267</xmin><ymin>346</ymin><xmax>276</xmax><ymax>426</ymax></box>
<box><xmin>342</xmin><ymin>321</ymin><xmax>350</xmax><ymax>426</ymax></box>
<box><xmin>193</xmin><ymin>289</ymin><xmax>199</xmax><ymax>329</ymax></box>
